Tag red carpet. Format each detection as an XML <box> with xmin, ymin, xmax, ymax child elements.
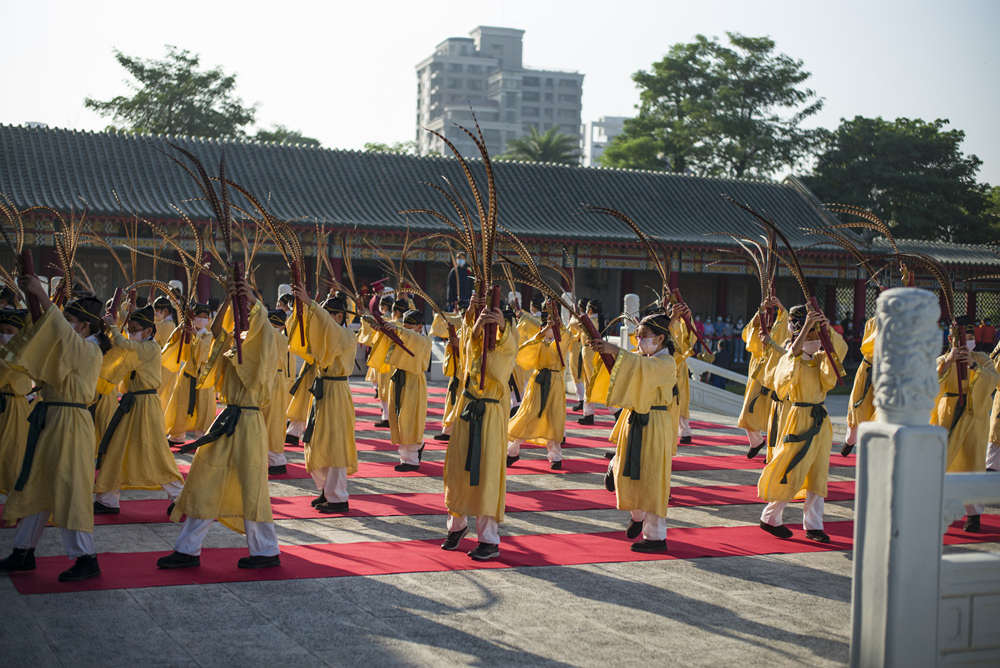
<box><xmin>11</xmin><ymin>515</ymin><xmax>999</xmax><ymax>595</ymax></box>
<box><xmin>31</xmin><ymin>481</ymin><xmax>857</xmax><ymax>527</ymax></box>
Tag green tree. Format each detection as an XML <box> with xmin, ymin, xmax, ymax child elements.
<box><xmin>364</xmin><ymin>140</ymin><xmax>417</xmax><ymax>154</ymax></box>
<box><xmin>803</xmin><ymin>116</ymin><xmax>995</xmax><ymax>243</ymax></box>
<box><xmin>500</xmin><ymin>125</ymin><xmax>579</xmax><ymax>165</ymax></box>
<box><xmin>600</xmin><ymin>33</ymin><xmax>824</xmax><ymax>178</ymax></box>
<box><xmin>85</xmin><ymin>45</ymin><xmax>257</xmax><ymax>138</ymax></box>
<box><xmin>255</xmin><ymin>125</ymin><xmax>321</xmax><ymax>146</ymax></box>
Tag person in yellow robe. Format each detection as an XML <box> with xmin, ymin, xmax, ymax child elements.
<box><xmin>758</xmin><ymin>306</ymin><xmax>848</xmax><ymax>544</ymax></box>
<box><xmin>156</xmin><ymin>278</ymin><xmax>280</xmax><ymax>569</ymax></box>
<box><xmin>0</xmin><ymin>310</ymin><xmax>33</xmax><ymax>495</ymax></box>
<box><xmin>362</xmin><ymin>293</ymin><xmax>395</xmax><ymax>423</ymax></box>
<box><xmin>573</xmin><ymin>299</ymin><xmax>607</xmax><ymax>425</ymax></box>
<box><xmin>0</xmin><ymin>280</ymin><xmax>103</xmax><ymax>582</ymax></box>
<box><xmin>371</xmin><ymin>310</ymin><xmax>433</xmax><ymax>471</ymax></box>
<box><xmin>589</xmin><ymin>312</ymin><xmax>679</xmax><ymax>552</ymax></box>
<box><xmin>261</xmin><ymin>310</ymin><xmax>292</xmax><ymax>475</ymax></box>
<box><xmin>284</xmin><ymin>323</ymin><xmax>317</xmax><ymax>447</ymax></box>
<box><xmin>432</xmin><ymin>304</ymin><xmax>466</xmax><ymax>441</ymax></box>
<box><xmin>92</xmin><ymin>305</ymin><xmax>184</xmax><ymax>515</ymax></box>
<box><xmin>442</xmin><ymin>302</ymin><xmax>517</xmax><ymax>560</ymax></box>
<box><xmin>162</xmin><ymin>303</ymin><xmax>216</xmax><ymax>444</ymax></box>
<box><xmin>512</xmin><ymin>298</ymin><xmax>543</xmax><ymax>416</ymax></box>
<box><xmin>507</xmin><ymin>310</ymin><xmax>572</xmax><ymax>469</ymax></box>
<box><xmin>568</xmin><ymin>297</ymin><xmax>588</xmax><ymax>411</ymax></box>
<box><xmin>931</xmin><ymin>316</ymin><xmax>999</xmax><ymax>532</ymax></box>
<box><xmin>738</xmin><ymin>297</ymin><xmax>789</xmax><ymax>458</ymax></box>
<box><xmin>985</xmin><ymin>343</ymin><xmax>1000</xmax><ymax>472</ymax></box>
<box><xmin>841</xmin><ymin>316</ymin><xmax>878</xmax><ymax>456</ymax></box>
<box><xmin>288</xmin><ymin>291</ymin><xmax>358</xmax><ymax>513</ymax></box>
<box><xmin>152</xmin><ymin>296</ymin><xmax>178</xmax><ymax>414</ymax></box>
<box><xmin>669</xmin><ymin>309</ymin><xmax>698</xmax><ymax>444</ymax></box>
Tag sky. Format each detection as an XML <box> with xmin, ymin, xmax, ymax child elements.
<box><xmin>2</xmin><ymin>0</ymin><xmax>998</xmax><ymax>184</ymax></box>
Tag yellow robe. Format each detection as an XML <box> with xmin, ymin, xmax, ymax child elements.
<box><xmin>92</xmin><ymin>354</ymin><xmax>119</xmax><ymax>455</ymax></box>
<box><xmin>94</xmin><ymin>329</ymin><xmax>183</xmax><ymax>492</ymax></box>
<box><xmin>170</xmin><ymin>301</ymin><xmax>277</xmax><ymax>533</ymax></box>
<box><xmin>931</xmin><ymin>351</ymin><xmax>998</xmax><ymax>473</ymax></box>
<box><xmin>441</xmin><ymin>328</ymin><xmax>465</xmax><ymax>432</ymax></box>
<box><xmin>443</xmin><ymin>322</ymin><xmax>518</xmax><ymax>521</ymax></box>
<box><xmin>847</xmin><ymin>317</ymin><xmax>878</xmax><ymax>430</ymax></box>
<box><xmin>989</xmin><ymin>346</ymin><xmax>1000</xmax><ymax>445</ymax></box>
<box><xmin>669</xmin><ymin>318</ymin><xmax>697</xmax><ymax>420</ymax></box>
<box><xmin>0</xmin><ymin>358</ymin><xmax>33</xmax><ymax>495</ymax></box>
<box><xmin>509</xmin><ymin>329</ymin><xmax>571</xmax><ymax>444</ymax></box>
<box><xmin>513</xmin><ymin>313</ymin><xmax>542</xmax><ymax>396</ymax></box>
<box><xmin>155</xmin><ymin>319</ymin><xmax>178</xmax><ymax>413</ymax></box>
<box><xmin>262</xmin><ymin>328</ymin><xmax>291</xmax><ymax>455</ymax></box>
<box><xmin>358</xmin><ymin>319</ymin><xmax>380</xmax><ymax>386</ymax></box>
<box><xmin>570</xmin><ymin>315</ymin><xmax>599</xmax><ymax>394</ymax></box>
<box><xmin>592</xmin><ymin>347</ymin><xmax>678</xmax><ymax>517</ymax></box>
<box><xmin>380</xmin><ymin>327</ymin><xmax>433</xmax><ymax>445</ymax></box>
<box><xmin>758</xmin><ymin>331</ymin><xmax>848</xmax><ymax>502</ymax></box>
<box><xmin>738</xmin><ymin>310</ymin><xmax>789</xmax><ymax>434</ymax></box>
<box><xmin>162</xmin><ymin>329</ymin><xmax>216</xmax><ymax>436</ymax></box>
<box><xmin>290</xmin><ymin>302</ymin><xmax>359</xmax><ymax>473</ymax></box>
<box><xmin>1</xmin><ymin>305</ymin><xmax>102</xmax><ymax>532</ymax></box>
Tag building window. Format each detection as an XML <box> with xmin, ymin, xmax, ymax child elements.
<box><xmin>468</xmin><ymin>79</ymin><xmax>482</xmax><ymax>90</ymax></box>
<box><xmin>558</xmin><ymin>109</ymin><xmax>576</xmax><ymax>118</ymax></box>
<box><xmin>523</xmin><ymin>91</ymin><xmax>539</xmax><ymax>101</ymax></box>
<box><xmin>544</xmin><ymin>108</ymin><xmax>553</xmax><ymax>118</ymax></box>
<box><xmin>558</xmin><ymin>94</ymin><xmax>577</xmax><ymax>103</ymax></box>
<box><xmin>523</xmin><ymin>107</ymin><xmax>539</xmax><ymax>117</ymax></box>
<box><xmin>449</xmin><ymin>63</ymin><xmax>463</xmax><ymax>73</ymax></box>
<box><xmin>523</xmin><ymin>76</ymin><xmax>539</xmax><ymax>86</ymax></box>
<box><xmin>559</xmin><ymin>79</ymin><xmax>578</xmax><ymax>88</ymax></box>
<box><xmin>545</xmin><ymin>93</ymin><xmax>553</xmax><ymax>102</ymax></box>
<box><xmin>468</xmin><ymin>65</ymin><xmax>482</xmax><ymax>74</ymax></box>
<box><xmin>448</xmin><ymin>78</ymin><xmax>462</xmax><ymax>88</ymax></box>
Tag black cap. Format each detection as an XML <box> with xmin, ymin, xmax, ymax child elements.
<box><xmin>268</xmin><ymin>309</ymin><xmax>286</xmax><ymax>326</ymax></box>
<box><xmin>789</xmin><ymin>304</ymin><xmax>808</xmax><ymax>330</ymax></box>
<box><xmin>153</xmin><ymin>296</ymin><xmax>172</xmax><ymax>309</ymax></box>
<box><xmin>128</xmin><ymin>305</ymin><xmax>156</xmax><ymax>330</ymax></box>
<box><xmin>587</xmin><ymin>299</ymin><xmax>603</xmax><ymax>313</ymax></box>
<box><xmin>392</xmin><ymin>298</ymin><xmax>409</xmax><ymax>313</ymax></box>
<box><xmin>322</xmin><ymin>295</ymin><xmax>347</xmax><ymax>314</ymax></box>
<box><xmin>191</xmin><ymin>303</ymin><xmax>212</xmax><ymax>316</ymax></box>
<box><xmin>0</xmin><ymin>308</ymin><xmax>27</xmax><ymax>329</ymax></box>
<box><xmin>64</xmin><ymin>296</ymin><xmax>103</xmax><ymax>329</ymax></box>
<box><xmin>278</xmin><ymin>293</ymin><xmax>294</xmax><ymax>307</ymax></box>
<box><xmin>379</xmin><ymin>294</ymin><xmax>395</xmax><ymax>306</ymax></box>
<box><xmin>0</xmin><ymin>286</ymin><xmax>18</xmax><ymax>304</ymax></box>
<box><xmin>402</xmin><ymin>310</ymin><xmax>424</xmax><ymax>325</ymax></box>
<box><xmin>529</xmin><ymin>294</ymin><xmax>544</xmax><ymax>309</ymax></box>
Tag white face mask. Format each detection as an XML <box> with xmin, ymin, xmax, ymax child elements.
<box><xmin>966</xmin><ymin>340</ymin><xmax>976</xmax><ymax>352</ymax></box>
<box><xmin>802</xmin><ymin>340</ymin><xmax>822</xmax><ymax>356</ymax></box>
<box><xmin>457</xmin><ymin>259</ymin><xmax>466</xmax><ymax>267</ymax></box>
<box><xmin>129</xmin><ymin>332</ymin><xmax>146</xmax><ymax>342</ymax></box>
<box><xmin>637</xmin><ymin>336</ymin><xmax>658</xmax><ymax>355</ymax></box>
<box><xmin>0</xmin><ymin>333</ymin><xmax>13</xmax><ymax>345</ymax></box>
<box><xmin>193</xmin><ymin>317</ymin><xmax>210</xmax><ymax>330</ymax></box>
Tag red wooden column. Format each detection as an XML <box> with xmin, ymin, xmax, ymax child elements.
<box><xmin>966</xmin><ymin>289</ymin><xmax>977</xmax><ymax>320</ymax></box>
<box><xmin>411</xmin><ymin>260</ymin><xmax>427</xmax><ymax>314</ymax></box>
<box><xmin>715</xmin><ymin>275</ymin><xmax>728</xmax><ymax>317</ymax></box>
<box><xmin>197</xmin><ymin>268</ymin><xmax>211</xmax><ymax>304</ymax></box>
<box><xmin>825</xmin><ymin>284</ymin><xmax>838</xmax><ymax>320</ymax></box>
<box><xmin>332</xmin><ymin>257</ymin><xmax>343</xmax><ymax>284</ymax></box>
<box><xmin>669</xmin><ymin>269</ymin><xmax>679</xmax><ymax>291</ymax></box>
<box><xmin>853</xmin><ymin>279</ymin><xmax>866</xmax><ymax>334</ymax></box>
<box><xmin>621</xmin><ymin>269</ymin><xmax>634</xmax><ymax>301</ymax></box>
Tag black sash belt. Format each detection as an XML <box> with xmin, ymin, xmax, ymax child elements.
<box><xmin>945</xmin><ymin>392</ymin><xmax>968</xmax><ymax>436</ymax></box>
<box><xmin>185</xmin><ymin>372</ymin><xmax>197</xmax><ymax>416</ymax></box>
<box><xmin>448</xmin><ymin>374</ymin><xmax>460</xmax><ymax>406</ymax></box>
<box><xmin>748</xmin><ymin>385</ymin><xmax>775</xmax><ymax>413</ymax></box>
<box><xmin>673</xmin><ymin>384</ymin><xmax>679</xmax><ymax>405</ymax></box>
<box><xmin>623</xmin><ymin>406</ymin><xmax>669</xmax><ymax>481</ymax></box>
<box><xmin>303</xmin><ymin>375</ymin><xmax>348</xmax><ymax>443</ymax></box>
<box><xmin>289</xmin><ymin>362</ymin><xmax>314</xmax><ymax>396</ymax></box>
<box><xmin>767</xmin><ymin>398</ymin><xmax>785</xmax><ymax>453</ymax></box>
<box><xmin>15</xmin><ymin>401</ymin><xmax>89</xmax><ymax>491</ymax></box>
<box><xmin>460</xmin><ymin>390</ymin><xmax>499</xmax><ymax>486</ymax></box>
<box><xmin>390</xmin><ymin>368</ymin><xmax>406</xmax><ymax>417</ymax></box>
<box><xmin>508</xmin><ymin>374</ymin><xmax>522</xmax><ymax>404</ymax></box>
<box><xmin>852</xmin><ymin>359</ymin><xmax>872</xmax><ymax>410</ymax></box>
<box><xmin>0</xmin><ymin>391</ymin><xmax>16</xmax><ymax>414</ymax></box>
<box><xmin>780</xmin><ymin>402</ymin><xmax>828</xmax><ymax>484</ymax></box>
<box><xmin>96</xmin><ymin>388</ymin><xmax>158</xmax><ymax>469</ymax></box>
<box><xmin>179</xmin><ymin>405</ymin><xmax>260</xmax><ymax>454</ymax></box>
<box><xmin>576</xmin><ymin>349</ymin><xmax>583</xmax><ymax>378</ymax></box>
<box><xmin>533</xmin><ymin>368</ymin><xmax>553</xmax><ymax>418</ymax></box>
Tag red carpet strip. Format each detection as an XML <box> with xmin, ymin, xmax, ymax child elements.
<box><xmin>11</xmin><ymin>515</ymin><xmax>999</xmax><ymax>595</ymax></box>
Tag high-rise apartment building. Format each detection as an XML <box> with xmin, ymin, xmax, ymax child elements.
<box><xmin>415</xmin><ymin>26</ymin><xmax>584</xmax><ymax>161</ymax></box>
<box><xmin>582</xmin><ymin>116</ymin><xmax>628</xmax><ymax>167</ymax></box>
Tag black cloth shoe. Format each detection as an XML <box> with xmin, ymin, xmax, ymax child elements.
<box><xmin>156</xmin><ymin>551</ymin><xmax>200</xmax><ymax>569</ymax></box>
<box><xmin>604</xmin><ymin>451</ymin><xmax>615</xmax><ymax>460</ymax></box>
<box><xmin>268</xmin><ymin>464</ymin><xmax>287</xmax><ymax>476</ymax></box>
<box><xmin>374</xmin><ymin>419</ymin><xmax>390</xmax><ymax>428</ymax></box>
<box><xmin>441</xmin><ymin>526</ymin><xmax>468</xmax><ymax>551</ymax></box>
<box><xmin>759</xmin><ymin>521</ymin><xmax>793</xmax><ymax>539</ymax></box>
<box><xmin>0</xmin><ymin>548</ymin><xmax>36</xmax><ymax>573</ymax></box>
<box><xmin>311</xmin><ymin>492</ymin><xmax>327</xmax><ymax>507</ymax></box>
<box><xmin>577</xmin><ymin>415</ymin><xmax>594</xmax><ymax>426</ymax></box>
<box><xmin>316</xmin><ymin>501</ymin><xmax>350</xmax><ymax>514</ymax></box>
<box><xmin>166</xmin><ymin>502</ymin><xmax>175</xmax><ymax>517</ymax></box>
<box><xmin>964</xmin><ymin>515</ymin><xmax>981</xmax><ymax>533</ymax></box>
<box><xmin>604</xmin><ymin>459</ymin><xmax>616</xmax><ymax>492</ymax></box>
<box><xmin>433</xmin><ymin>433</ymin><xmax>451</xmax><ymax>441</ymax></box>
<box><xmin>840</xmin><ymin>442</ymin><xmax>855</xmax><ymax>457</ymax></box>
<box><xmin>746</xmin><ymin>443</ymin><xmax>765</xmax><ymax>459</ymax></box>
<box><xmin>630</xmin><ymin>539</ymin><xmax>667</xmax><ymax>553</ymax></box>
<box><xmin>468</xmin><ymin>542</ymin><xmax>500</xmax><ymax>561</ymax></box>
<box><xmin>93</xmin><ymin>501</ymin><xmax>120</xmax><ymax>515</ymax></box>
<box><xmin>572</xmin><ymin>401</ymin><xmax>583</xmax><ymax>412</ymax></box>
<box><xmin>394</xmin><ymin>463</ymin><xmax>420</xmax><ymax>472</ymax></box>
<box><xmin>679</xmin><ymin>435</ymin><xmax>692</xmax><ymax>445</ymax></box>
<box><xmin>550</xmin><ymin>460</ymin><xmax>562</xmax><ymax>471</ymax></box>
<box><xmin>613</xmin><ymin>409</ymin><xmax>622</xmax><ymax>421</ymax></box>
<box><xmin>284</xmin><ymin>434</ymin><xmax>299</xmax><ymax>447</ymax></box>
<box><xmin>417</xmin><ymin>445</ymin><xmax>425</xmax><ymax>462</ymax></box>
<box><xmin>506</xmin><ymin>455</ymin><xmax>519</xmax><ymax>467</ymax></box>
<box><xmin>58</xmin><ymin>555</ymin><xmax>101</xmax><ymax>582</ymax></box>
<box><xmin>805</xmin><ymin>530</ymin><xmax>831</xmax><ymax>543</ymax></box>
<box><xmin>510</xmin><ymin>406</ymin><xmax>519</xmax><ymax>418</ymax></box>
<box><xmin>237</xmin><ymin>555</ymin><xmax>281</xmax><ymax>569</ymax></box>
<box><xmin>626</xmin><ymin>520</ymin><xmax>643</xmax><ymax>539</ymax></box>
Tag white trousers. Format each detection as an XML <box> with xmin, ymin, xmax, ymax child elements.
<box><xmin>95</xmin><ymin>479</ymin><xmax>184</xmax><ymax>508</ymax></box>
<box><xmin>845</xmin><ymin>425</ymin><xmax>859</xmax><ymax>447</ymax></box>
<box><xmin>13</xmin><ymin>511</ymin><xmax>96</xmax><ymax>559</ymax></box>
<box><xmin>987</xmin><ymin>442</ymin><xmax>1000</xmax><ymax>471</ymax></box>
<box><xmin>286</xmin><ymin>420</ymin><xmax>305</xmax><ymax>438</ymax></box>
<box><xmin>583</xmin><ymin>402</ymin><xmax>596</xmax><ymax>417</ymax></box>
<box><xmin>745</xmin><ymin>429</ymin><xmax>764</xmax><ymax>448</ymax></box>
<box><xmin>760</xmin><ymin>491</ymin><xmax>825</xmax><ymax>531</ymax></box>
<box><xmin>507</xmin><ymin>438</ymin><xmax>562</xmax><ymax>462</ymax></box>
<box><xmin>629</xmin><ymin>510</ymin><xmax>667</xmax><ymax>541</ymax></box>
<box><xmin>398</xmin><ymin>443</ymin><xmax>422</xmax><ymax>465</ymax></box>
<box><xmin>447</xmin><ymin>514</ymin><xmax>500</xmax><ymax>545</ymax></box>
<box><xmin>268</xmin><ymin>451</ymin><xmax>287</xmax><ymax>466</ymax></box>
<box><xmin>310</xmin><ymin>467</ymin><xmax>349</xmax><ymax>503</ymax></box>
<box><xmin>966</xmin><ymin>503</ymin><xmax>985</xmax><ymax>516</ymax></box>
<box><xmin>575</xmin><ymin>382</ymin><xmax>586</xmax><ymax>402</ymax></box>
<box><xmin>679</xmin><ymin>416</ymin><xmax>692</xmax><ymax>438</ymax></box>
<box><xmin>380</xmin><ymin>400</ymin><xmax>389</xmax><ymax>421</ymax></box>
<box><xmin>174</xmin><ymin>517</ymin><xmax>280</xmax><ymax>557</ymax></box>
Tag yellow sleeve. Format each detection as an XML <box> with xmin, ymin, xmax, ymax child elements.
<box><xmin>818</xmin><ymin>330</ymin><xmax>850</xmax><ymax>391</ymax></box>
<box><xmin>859</xmin><ymin>318</ymin><xmax>877</xmax><ymax>359</ymax></box>
<box><xmin>292</xmin><ymin>301</ymin><xmax>356</xmax><ymax>365</ymax></box>
<box><xmin>388</xmin><ymin>327</ymin><xmax>433</xmax><ymax>374</ymax></box>
<box><xmin>1</xmin><ymin>304</ymin><xmax>99</xmax><ymax>390</ymax></box>
<box><xmin>591</xmin><ymin>348</ymin><xmax>676</xmax><ymax>412</ymax></box>
<box><xmin>99</xmin><ymin>328</ymin><xmax>145</xmax><ymax>386</ymax></box>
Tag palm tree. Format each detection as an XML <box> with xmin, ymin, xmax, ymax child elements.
<box><xmin>500</xmin><ymin>125</ymin><xmax>579</xmax><ymax>165</ymax></box>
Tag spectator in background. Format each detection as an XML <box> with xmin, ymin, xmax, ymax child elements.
<box><xmin>722</xmin><ymin>315</ymin><xmax>734</xmax><ymax>354</ymax></box>
<box><xmin>702</xmin><ymin>316</ymin><xmax>715</xmax><ymax>354</ymax></box>
<box><xmin>693</xmin><ymin>313</ymin><xmax>704</xmax><ymax>353</ymax></box>
<box><xmin>446</xmin><ymin>252</ymin><xmax>473</xmax><ymax>310</ymax></box>
<box><xmin>733</xmin><ymin>316</ymin><xmax>746</xmax><ymax>363</ymax></box>
<box><xmin>979</xmin><ymin>317</ymin><xmax>996</xmax><ymax>353</ymax></box>
<box><xmin>974</xmin><ymin>319</ymin><xmax>984</xmax><ymax>350</ymax></box>
<box><xmin>710</xmin><ymin>341</ymin><xmax>731</xmax><ymax>388</ymax></box>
